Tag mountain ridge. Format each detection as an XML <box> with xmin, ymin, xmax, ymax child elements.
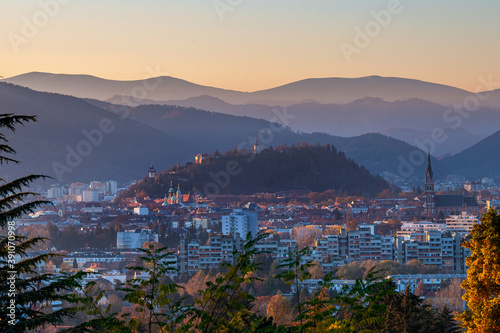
<box><xmin>5</xmin><ymin>72</ymin><xmax>500</xmax><ymax>107</ymax></box>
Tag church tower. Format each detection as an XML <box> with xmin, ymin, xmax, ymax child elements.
<box><xmin>176</xmin><ymin>184</ymin><xmax>182</xmax><ymax>204</ymax></box>
<box><xmin>168</xmin><ymin>181</ymin><xmax>174</xmax><ymax>203</ymax></box>
<box><xmin>424</xmin><ymin>152</ymin><xmax>435</xmax><ymax>217</ymax></box>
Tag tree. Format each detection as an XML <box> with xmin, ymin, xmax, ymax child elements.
<box><xmin>382</xmin><ymin>285</ymin><xmax>436</xmax><ymax>333</ymax></box>
<box><xmin>266</xmin><ymin>293</ymin><xmax>293</xmax><ymax>326</ymax></box>
<box><xmin>415</xmin><ymin>281</ymin><xmax>428</xmax><ymax>298</ymax></box>
<box><xmin>119</xmin><ymin>245</ymin><xmax>185</xmax><ymax>333</ymax></box>
<box><xmin>459</xmin><ymin>209</ymin><xmax>500</xmax><ymax>332</ymax></box>
<box><xmin>336</xmin><ymin>262</ymin><xmax>365</xmax><ymax>280</ymax></box>
<box><xmin>276</xmin><ymin>246</ymin><xmax>314</xmax><ymax>327</ymax></box>
<box><xmin>435</xmin><ymin>305</ymin><xmax>461</xmax><ymax>333</ymax></box>
<box><xmin>0</xmin><ymin>114</ymin><xmax>85</xmax><ymax>332</ymax></box>
<box><xmin>332</xmin><ymin>268</ymin><xmax>397</xmax><ymax>332</ymax></box>
<box><xmin>308</xmin><ymin>260</ymin><xmax>324</xmax><ymax>280</ymax></box>
<box><xmin>292</xmin><ymin>226</ymin><xmax>322</xmax><ymax>248</ymax></box>
<box><xmin>186</xmin><ymin>233</ymin><xmax>276</xmax><ymax>332</ymax></box>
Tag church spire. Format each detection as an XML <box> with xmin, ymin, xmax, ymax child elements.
<box><xmin>425</xmin><ymin>151</ymin><xmax>433</xmax><ymax>183</ymax></box>
<box><xmin>424</xmin><ymin>151</ymin><xmax>435</xmax><ymax>217</ymax></box>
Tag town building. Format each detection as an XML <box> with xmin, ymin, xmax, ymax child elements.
<box><xmin>82</xmin><ymin>188</ymin><xmax>99</xmax><ymax>202</ymax></box>
<box><xmin>116</xmin><ymin>229</ymin><xmax>158</xmax><ymax>249</ymax></box>
<box><xmin>445</xmin><ymin>214</ymin><xmax>479</xmax><ymax>234</ymax></box>
<box><xmin>222</xmin><ymin>209</ymin><xmax>258</xmax><ymax>240</ymax></box>
<box><xmin>424</xmin><ymin>153</ymin><xmax>479</xmax><ymax>217</ymax></box>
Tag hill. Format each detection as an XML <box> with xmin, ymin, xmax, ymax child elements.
<box><xmin>2</xmin><ymin>72</ymin><xmax>248</xmax><ymax>103</ymax></box>
<box><xmin>102</xmin><ymin>95</ymin><xmax>500</xmax><ymax>152</ymax></box>
<box><xmin>0</xmin><ymin>83</ymin><xmax>197</xmax><ymax>183</ymax></box>
<box><xmin>88</xmin><ymin>101</ymin><xmax>448</xmax><ymax>180</ymax></box>
<box><xmin>442</xmin><ymin>130</ymin><xmax>500</xmax><ymax>178</ymax></box>
<box><xmin>0</xmin><ymin>83</ymin><xmax>453</xmax><ymax>184</ymax></box>
<box><xmin>304</xmin><ymin>133</ymin><xmax>449</xmax><ymax>182</ymax></box>
<box><xmin>117</xmin><ymin>144</ymin><xmax>390</xmax><ymax>200</ymax></box>
<box><xmin>5</xmin><ymin>72</ymin><xmax>500</xmax><ymax>107</ymax></box>
<box><xmin>382</xmin><ymin>127</ymin><xmax>483</xmax><ymax>156</ymax></box>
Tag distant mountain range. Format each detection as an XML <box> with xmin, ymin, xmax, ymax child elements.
<box><xmin>0</xmin><ymin>82</ymin><xmax>459</xmax><ymax>184</ymax></box>
<box><xmin>4</xmin><ymin>72</ymin><xmax>500</xmax><ymax>157</ymax></box>
<box><xmin>4</xmin><ymin>72</ymin><xmax>500</xmax><ymax>107</ymax></box>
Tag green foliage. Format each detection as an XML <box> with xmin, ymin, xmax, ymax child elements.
<box><xmin>0</xmin><ymin>113</ymin><xmax>86</xmax><ymax>332</ymax></box>
<box><xmin>332</xmin><ymin>268</ymin><xmax>396</xmax><ymax>333</ymax></box>
<box><xmin>459</xmin><ymin>208</ymin><xmax>500</xmax><ymax>332</ymax></box>
<box><xmin>119</xmin><ymin>244</ymin><xmax>185</xmax><ymax>332</ymax></box>
<box><xmin>61</xmin><ymin>282</ymin><xmax>131</xmax><ymax>333</ymax></box>
<box><xmin>186</xmin><ymin>233</ymin><xmax>273</xmax><ymax>333</ymax></box>
<box><xmin>0</xmin><ymin>236</ymin><xmax>86</xmax><ymax>332</ymax></box>
<box><xmin>276</xmin><ymin>246</ymin><xmax>314</xmax><ymax>327</ymax></box>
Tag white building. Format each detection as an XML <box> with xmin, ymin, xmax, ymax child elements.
<box><xmin>47</xmin><ymin>187</ymin><xmax>64</xmax><ymax>199</ymax></box>
<box><xmin>133</xmin><ymin>206</ymin><xmax>149</xmax><ymax>216</ymax></box>
<box><xmin>82</xmin><ymin>189</ymin><xmax>99</xmax><ymax>202</ymax></box>
<box><xmin>82</xmin><ymin>202</ymin><xmax>103</xmax><ymax>214</ymax></box>
<box><xmin>397</xmin><ymin>221</ymin><xmax>447</xmax><ymax>238</ymax></box>
<box><xmin>117</xmin><ymin>229</ymin><xmax>158</xmax><ymax>249</ymax></box>
<box><xmin>222</xmin><ymin>209</ymin><xmax>258</xmax><ymax>240</ymax></box>
<box><xmin>106</xmin><ymin>180</ymin><xmax>118</xmax><ymax>195</ymax></box>
<box><xmin>90</xmin><ymin>181</ymin><xmax>106</xmax><ymax>193</ymax></box>
<box><xmin>446</xmin><ymin>214</ymin><xmax>479</xmax><ymax>234</ymax></box>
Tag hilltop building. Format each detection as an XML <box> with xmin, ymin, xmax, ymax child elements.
<box><xmin>148</xmin><ymin>165</ymin><xmax>156</xmax><ymax>179</ymax></box>
<box><xmin>253</xmin><ymin>140</ymin><xmax>261</xmax><ymax>154</ymax></box>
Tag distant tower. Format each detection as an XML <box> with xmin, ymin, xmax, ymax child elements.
<box><xmin>253</xmin><ymin>140</ymin><xmax>261</xmax><ymax>154</ymax></box>
<box><xmin>148</xmin><ymin>165</ymin><xmax>156</xmax><ymax>179</ymax></box>
<box><xmin>424</xmin><ymin>152</ymin><xmax>435</xmax><ymax>217</ymax></box>
<box><xmin>168</xmin><ymin>181</ymin><xmax>175</xmax><ymax>202</ymax></box>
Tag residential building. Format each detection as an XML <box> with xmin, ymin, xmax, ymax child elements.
<box><xmin>133</xmin><ymin>206</ymin><xmax>149</xmax><ymax>215</ymax></box>
<box><xmin>82</xmin><ymin>188</ymin><xmax>99</xmax><ymax>202</ymax></box>
<box><xmin>116</xmin><ymin>229</ymin><xmax>158</xmax><ymax>249</ymax></box>
<box><xmin>446</xmin><ymin>214</ymin><xmax>479</xmax><ymax>234</ymax></box>
<box><xmin>222</xmin><ymin>209</ymin><xmax>258</xmax><ymax>240</ymax></box>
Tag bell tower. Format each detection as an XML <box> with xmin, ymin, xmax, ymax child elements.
<box><xmin>424</xmin><ymin>152</ymin><xmax>435</xmax><ymax>217</ymax></box>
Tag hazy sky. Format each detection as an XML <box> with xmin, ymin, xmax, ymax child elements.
<box><xmin>1</xmin><ymin>0</ymin><xmax>499</xmax><ymax>92</ymax></box>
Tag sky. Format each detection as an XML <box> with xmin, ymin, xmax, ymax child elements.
<box><xmin>1</xmin><ymin>0</ymin><xmax>499</xmax><ymax>92</ymax></box>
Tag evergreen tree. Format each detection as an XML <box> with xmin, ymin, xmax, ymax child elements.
<box><xmin>119</xmin><ymin>245</ymin><xmax>185</xmax><ymax>332</ymax></box>
<box><xmin>0</xmin><ymin>114</ymin><xmax>84</xmax><ymax>332</ymax></box>
<box><xmin>383</xmin><ymin>285</ymin><xmax>435</xmax><ymax>333</ymax></box>
<box><xmin>459</xmin><ymin>209</ymin><xmax>500</xmax><ymax>332</ymax></box>
<box><xmin>435</xmin><ymin>305</ymin><xmax>460</xmax><ymax>333</ymax></box>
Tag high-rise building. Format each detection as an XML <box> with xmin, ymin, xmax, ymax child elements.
<box><xmin>222</xmin><ymin>209</ymin><xmax>258</xmax><ymax>240</ymax></box>
<box><xmin>47</xmin><ymin>187</ymin><xmax>64</xmax><ymax>199</ymax></box>
<box><xmin>106</xmin><ymin>180</ymin><xmax>118</xmax><ymax>195</ymax></box>
<box><xmin>90</xmin><ymin>181</ymin><xmax>106</xmax><ymax>193</ymax></box>
<box><xmin>82</xmin><ymin>188</ymin><xmax>99</xmax><ymax>202</ymax></box>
